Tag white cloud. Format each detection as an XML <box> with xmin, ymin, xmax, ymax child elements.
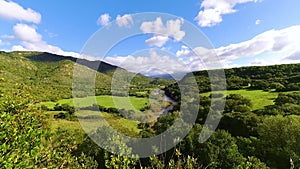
<box><xmin>104</xmin><ymin>50</ymin><xmax>190</xmax><ymax>76</ymax></box>
<box><xmin>11</xmin><ymin>23</ymin><xmax>79</xmax><ymax>57</ymax></box>
<box><xmin>140</xmin><ymin>17</ymin><xmax>185</xmax><ymax>47</ymax></box>
<box><xmin>145</xmin><ymin>36</ymin><xmax>169</xmax><ymax>47</ymax></box>
<box><xmin>195</xmin><ymin>0</ymin><xmax>258</xmax><ymax>27</ymax></box>
<box><xmin>104</xmin><ymin>25</ymin><xmax>300</xmax><ymax>75</ymax></box>
<box><xmin>186</xmin><ymin>46</ymin><xmax>220</xmax><ymax>70</ymax></box>
<box><xmin>180</xmin><ymin>25</ymin><xmax>300</xmax><ymax>69</ymax></box>
<box><xmin>0</xmin><ymin>39</ymin><xmax>2</xmax><ymax>45</ymax></box>
<box><xmin>0</xmin><ymin>0</ymin><xmax>41</xmax><ymax>24</ymax></box>
<box><xmin>286</xmin><ymin>51</ymin><xmax>300</xmax><ymax>61</ymax></box>
<box><xmin>97</xmin><ymin>13</ymin><xmax>111</xmax><ymax>26</ymax></box>
<box><xmin>255</xmin><ymin>19</ymin><xmax>261</xmax><ymax>25</ymax></box>
<box><xmin>102</xmin><ymin>25</ymin><xmax>300</xmax><ymax>75</ymax></box>
<box><xmin>13</xmin><ymin>24</ymin><xmax>42</xmax><ymax>43</ymax></box>
<box><xmin>0</xmin><ymin>1</ymin><xmax>78</xmax><ymax>58</ymax></box>
<box><xmin>11</xmin><ymin>45</ymin><xmax>26</xmax><ymax>51</ymax></box>
<box><xmin>215</xmin><ymin>25</ymin><xmax>300</xmax><ymax>62</ymax></box>
<box><xmin>176</xmin><ymin>45</ymin><xmax>191</xmax><ymax>57</ymax></box>
<box><xmin>116</xmin><ymin>14</ymin><xmax>133</xmax><ymax>28</ymax></box>
<box><xmin>1</xmin><ymin>35</ymin><xmax>15</xmax><ymax>40</ymax></box>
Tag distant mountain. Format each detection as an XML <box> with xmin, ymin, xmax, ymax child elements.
<box><xmin>25</xmin><ymin>52</ymin><xmax>119</xmax><ymax>73</ymax></box>
<box><xmin>150</xmin><ymin>72</ymin><xmax>188</xmax><ymax>80</ymax></box>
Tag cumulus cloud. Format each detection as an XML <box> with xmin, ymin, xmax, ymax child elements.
<box><xmin>104</xmin><ymin>50</ymin><xmax>190</xmax><ymax>76</ymax></box>
<box><xmin>97</xmin><ymin>13</ymin><xmax>111</xmax><ymax>26</ymax></box>
<box><xmin>11</xmin><ymin>45</ymin><xmax>26</xmax><ymax>51</ymax></box>
<box><xmin>0</xmin><ymin>0</ymin><xmax>41</xmax><ymax>24</ymax></box>
<box><xmin>183</xmin><ymin>25</ymin><xmax>300</xmax><ymax>68</ymax></box>
<box><xmin>11</xmin><ymin>23</ymin><xmax>79</xmax><ymax>57</ymax></box>
<box><xmin>0</xmin><ymin>1</ymin><xmax>78</xmax><ymax>57</ymax></box>
<box><xmin>101</xmin><ymin>25</ymin><xmax>300</xmax><ymax>75</ymax></box>
<box><xmin>169</xmin><ymin>25</ymin><xmax>300</xmax><ymax>70</ymax></box>
<box><xmin>145</xmin><ymin>36</ymin><xmax>169</xmax><ymax>47</ymax></box>
<box><xmin>195</xmin><ymin>0</ymin><xmax>258</xmax><ymax>27</ymax></box>
<box><xmin>13</xmin><ymin>24</ymin><xmax>42</xmax><ymax>43</ymax></box>
<box><xmin>140</xmin><ymin>17</ymin><xmax>185</xmax><ymax>47</ymax></box>
<box><xmin>215</xmin><ymin>25</ymin><xmax>300</xmax><ymax>61</ymax></box>
<box><xmin>116</xmin><ymin>14</ymin><xmax>133</xmax><ymax>28</ymax></box>
<box><xmin>176</xmin><ymin>45</ymin><xmax>191</xmax><ymax>57</ymax></box>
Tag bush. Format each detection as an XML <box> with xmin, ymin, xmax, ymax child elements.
<box><xmin>40</xmin><ymin>104</ymin><xmax>49</xmax><ymax>111</ymax></box>
<box><xmin>0</xmin><ymin>93</ymin><xmax>97</xmax><ymax>168</ymax></box>
<box><xmin>54</xmin><ymin>112</ymin><xmax>66</xmax><ymax>119</ymax></box>
<box><xmin>53</xmin><ymin>103</ymin><xmax>75</xmax><ymax>115</ymax></box>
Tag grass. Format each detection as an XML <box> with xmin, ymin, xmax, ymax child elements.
<box><xmin>42</xmin><ymin>95</ymin><xmax>162</xmax><ymax>138</ymax></box>
<box><xmin>46</xmin><ymin>111</ymin><xmax>84</xmax><ymax>132</ymax></box>
<box><xmin>41</xmin><ymin>95</ymin><xmax>149</xmax><ymax>111</ymax></box>
<box><xmin>201</xmin><ymin>89</ymin><xmax>293</xmax><ymax>111</ymax></box>
<box><xmin>46</xmin><ymin>110</ymin><xmax>141</xmax><ymax>137</ymax></box>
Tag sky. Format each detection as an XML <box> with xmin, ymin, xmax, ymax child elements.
<box><xmin>0</xmin><ymin>0</ymin><xmax>300</xmax><ymax>76</ymax></box>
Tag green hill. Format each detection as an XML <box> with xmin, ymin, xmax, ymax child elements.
<box><xmin>165</xmin><ymin>63</ymin><xmax>300</xmax><ymax>98</ymax></box>
<box><xmin>0</xmin><ymin>51</ymin><xmax>162</xmax><ymax>102</ymax></box>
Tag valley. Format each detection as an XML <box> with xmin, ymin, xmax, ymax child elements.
<box><xmin>1</xmin><ymin>51</ymin><xmax>300</xmax><ymax>168</ymax></box>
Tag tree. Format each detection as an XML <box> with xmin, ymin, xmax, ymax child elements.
<box><xmin>199</xmin><ymin>130</ymin><xmax>246</xmax><ymax>169</ymax></box>
<box><xmin>275</xmin><ymin>92</ymin><xmax>300</xmax><ymax>106</ymax></box>
<box><xmin>257</xmin><ymin>115</ymin><xmax>300</xmax><ymax>168</ymax></box>
<box><xmin>219</xmin><ymin>112</ymin><xmax>262</xmax><ymax>137</ymax></box>
<box><xmin>224</xmin><ymin>94</ymin><xmax>252</xmax><ymax>114</ymax></box>
<box><xmin>235</xmin><ymin>156</ymin><xmax>270</xmax><ymax>169</ymax></box>
<box><xmin>153</xmin><ymin>112</ymin><xmax>179</xmax><ymax>134</ymax></box>
<box><xmin>251</xmin><ymin>80</ymin><xmax>270</xmax><ymax>90</ymax></box>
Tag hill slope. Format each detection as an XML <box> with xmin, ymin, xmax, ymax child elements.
<box><xmin>0</xmin><ymin>51</ymin><xmax>160</xmax><ymax>102</ymax></box>
<box><xmin>165</xmin><ymin>63</ymin><xmax>300</xmax><ymax>102</ymax></box>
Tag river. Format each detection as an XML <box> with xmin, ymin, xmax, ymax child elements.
<box><xmin>153</xmin><ymin>90</ymin><xmax>177</xmax><ymax>117</ymax></box>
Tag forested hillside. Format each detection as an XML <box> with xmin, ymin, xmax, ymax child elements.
<box><xmin>165</xmin><ymin>63</ymin><xmax>300</xmax><ymax>101</ymax></box>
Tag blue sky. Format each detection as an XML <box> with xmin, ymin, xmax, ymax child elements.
<box><xmin>0</xmin><ymin>0</ymin><xmax>300</xmax><ymax>75</ymax></box>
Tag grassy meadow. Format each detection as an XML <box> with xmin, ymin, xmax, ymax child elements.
<box><xmin>201</xmin><ymin>89</ymin><xmax>295</xmax><ymax>110</ymax></box>
<box><xmin>41</xmin><ymin>95</ymin><xmax>149</xmax><ymax>111</ymax></box>
<box><xmin>46</xmin><ymin>110</ymin><xmax>141</xmax><ymax>137</ymax></box>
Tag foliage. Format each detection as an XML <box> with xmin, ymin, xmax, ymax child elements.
<box><xmin>257</xmin><ymin>115</ymin><xmax>300</xmax><ymax>168</ymax></box>
<box><xmin>219</xmin><ymin>112</ymin><xmax>262</xmax><ymax>137</ymax></box>
<box><xmin>0</xmin><ymin>92</ymin><xmax>97</xmax><ymax>168</ymax></box>
<box><xmin>198</xmin><ymin>130</ymin><xmax>246</xmax><ymax>169</ymax></box>
<box><xmin>224</xmin><ymin>94</ymin><xmax>252</xmax><ymax>113</ymax></box>
<box><xmin>0</xmin><ymin>94</ymin><xmax>44</xmax><ymax>168</ymax></box>
<box><xmin>146</xmin><ymin>152</ymin><xmax>201</xmax><ymax>169</ymax></box>
<box><xmin>235</xmin><ymin>156</ymin><xmax>270</xmax><ymax>169</ymax></box>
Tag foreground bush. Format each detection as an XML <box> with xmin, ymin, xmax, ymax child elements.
<box><xmin>0</xmin><ymin>92</ymin><xmax>97</xmax><ymax>168</ymax></box>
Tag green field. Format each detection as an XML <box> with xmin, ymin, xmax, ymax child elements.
<box><xmin>201</xmin><ymin>89</ymin><xmax>294</xmax><ymax>110</ymax></box>
<box><xmin>42</xmin><ymin>95</ymin><xmax>149</xmax><ymax>111</ymax></box>
<box><xmin>42</xmin><ymin>95</ymin><xmax>160</xmax><ymax>137</ymax></box>
<box><xmin>46</xmin><ymin>110</ymin><xmax>141</xmax><ymax>137</ymax></box>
